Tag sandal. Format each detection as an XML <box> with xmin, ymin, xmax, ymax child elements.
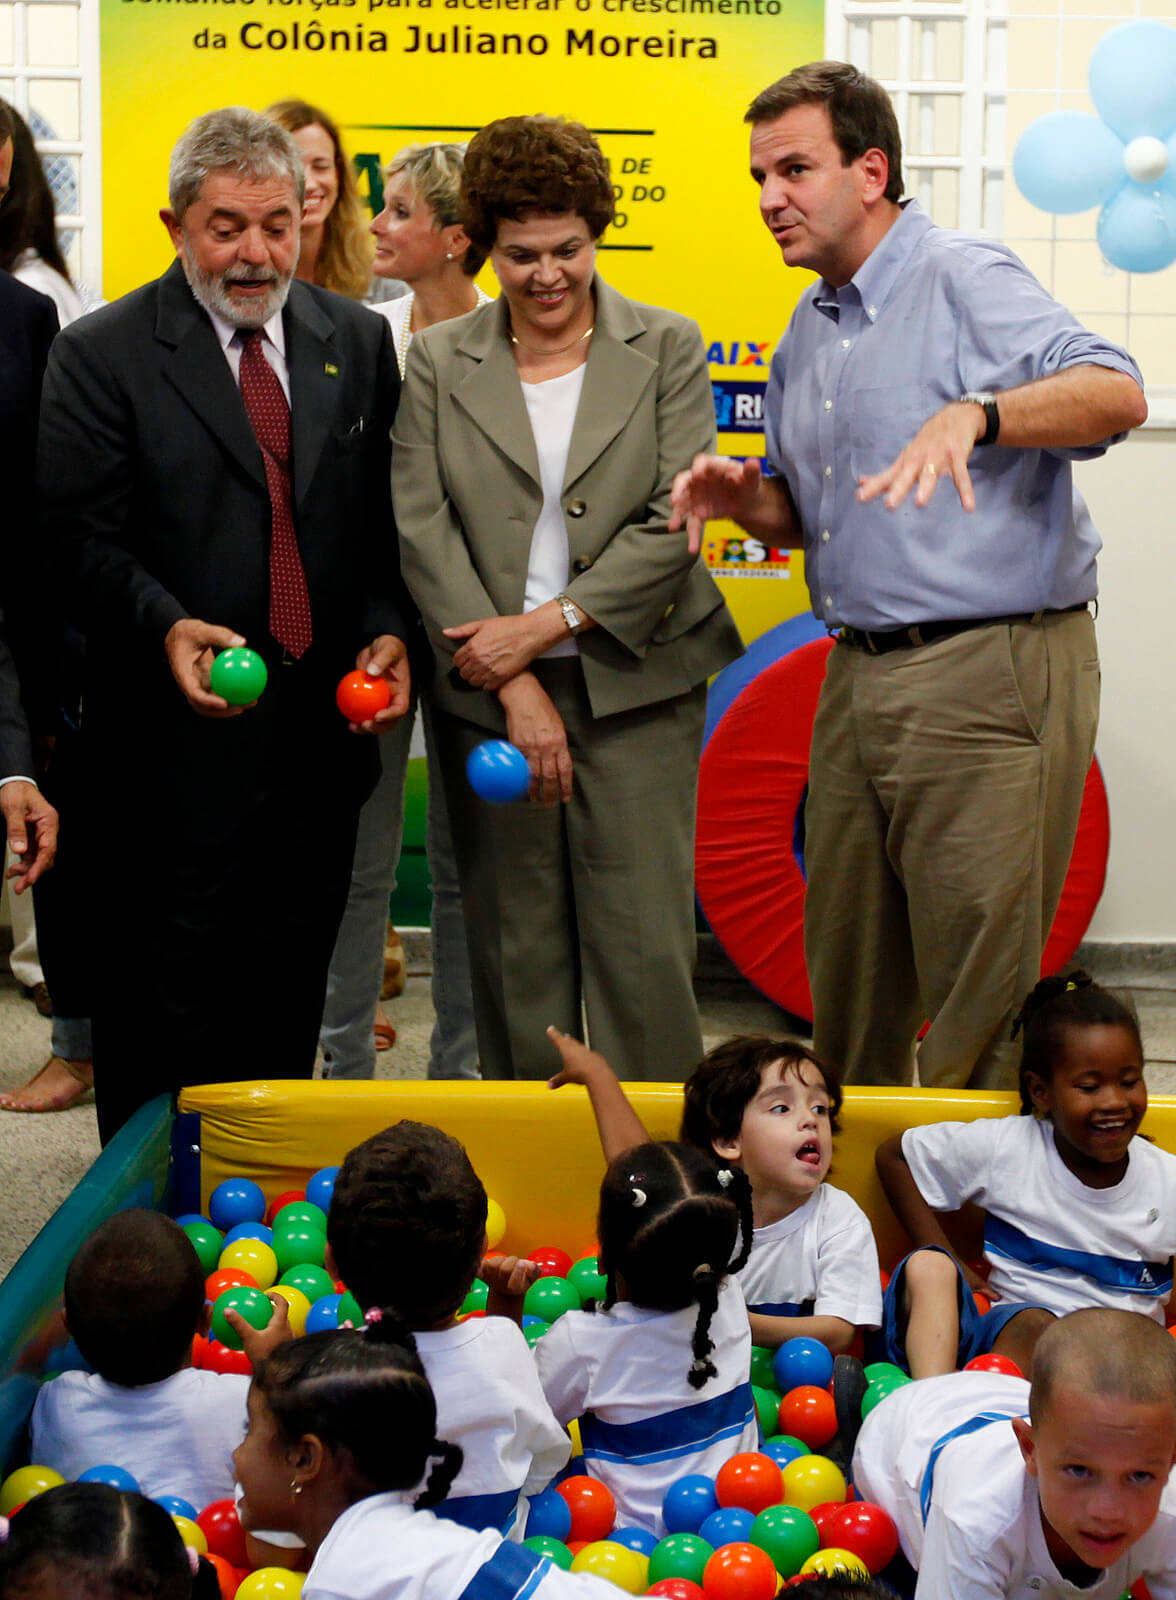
<box><xmin>0</xmin><ymin>1055</ymin><xmax>94</xmax><ymax>1113</ymax></box>
<box><xmin>373</xmin><ymin>1020</ymin><xmax>397</xmax><ymax>1052</ymax></box>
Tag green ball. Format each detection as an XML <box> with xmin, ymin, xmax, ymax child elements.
<box><xmin>767</xmin><ymin>1433</ymin><xmax>809</xmax><ymax>1455</ymax></box>
<box><xmin>750</xmin><ymin>1346</ymin><xmax>778</xmax><ymax>1391</ymax></box>
<box><xmin>182</xmin><ymin>1221</ymin><xmax>224</xmax><ymax>1277</ymax></box>
<box><xmin>209</xmin><ymin>647</ymin><xmax>268</xmax><ymax>706</ymax></box>
<box><xmin>524</xmin><ymin>1321</ymin><xmax>548</xmax><ymax>1348</ymax></box>
<box><xmin>273</xmin><ymin>1203</ymin><xmax>327</xmax><ymax>1235</ymax></box>
<box><xmin>863</xmin><ymin>1361</ymin><xmax>907</xmax><ymax>1385</ymax></box>
<box><xmin>279</xmin><ymin>1263</ymin><xmax>334</xmax><ymax>1302</ymax></box>
<box><xmin>750</xmin><ymin>1504</ymin><xmax>820</xmax><ymax>1576</ymax></box>
<box><xmin>524</xmin><ymin>1536</ymin><xmax>573</xmax><ymax>1569</ymax></box>
<box><xmin>461</xmin><ymin>1280</ymin><xmax>489</xmax><ymax>1314</ymax></box>
<box><xmin>211</xmin><ymin>1286</ymin><xmax>272</xmax><ymax>1349</ymax></box>
<box><xmin>567</xmin><ymin>1255</ymin><xmax>607</xmax><ymax>1303</ymax></box>
<box><xmin>272</xmin><ymin>1222</ymin><xmax>326</xmax><ymax>1275</ymax></box>
<box><xmin>648</xmin><ymin>1534</ymin><xmax>714</xmax><ymax>1587</ymax></box>
<box><xmin>861</xmin><ymin>1372</ymin><xmax>911</xmax><ymax>1418</ymax></box>
<box><xmin>752</xmin><ymin>1384</ymin><xmax>780</xmax><ymax>1435</ymax></box>
<box><xmin>338</xmin><ymin>1290</ymin><xmax>363</xmax><ymax>1329</ymax></box>
<box><xmin>523</xmin><ymin>1276</ymin><xmax>583</xmax><ymax>1323</ymax></box>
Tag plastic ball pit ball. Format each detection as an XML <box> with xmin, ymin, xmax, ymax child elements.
<box><xmin>234</xmin><ymin>1571</ymin><xmax>305</xmax><ymax>1599</ymax></box>
<box><xmin>268</xmin><ymin>1284</ymin><xmax>312</xmax><ymax>1337</ymax></box>
<box><xmin>807</xmin><ymin>1502</ymin><xmax>844</xmax><ymax>1541</ymax></box>
<box><xmin>526</xmin><ymin>1487</ymin><xmax>573</xmax><ymax>1543</ymax></box>
<box><xmin>210</xmin><ymin>1285</ymin><xmax>273</xmax><ymax>1350</ymax></box>
<box><xmin>748</xmin><ymin>1348</ymin><xmax>776</xmax><ymax>1390</ymax></box>
<box><xmin>0</xmin><ymin>1465</ymin><xmax>64</xmax><ymax>1514</ymax></box>
<box><xmin>779</xmin><ymin>1454</ymin><xmax>846</xmax><ymax>1512</ymax></box>
<box><xmin>209</xmin><ymin>647</ymin><xmax>268</xmax><ymax>706</ymax></box>
<box><xmin>272</xmin><ymin>1222</ymin><xmax>327</xmax><ymax>1276</ymax></box>
<box><xmin>78</xmin><ymin>1465</ymin><xmax>139</xmax><ymax>1491</ymax></box>
<box><xmin>280</xmin><ymin>1263</ymin><xmax>334</xmax><ymax>1303</ymax></box>
<box><xmin>611</xmin><ymin>1526</ymin><xmax>658</xmax><ymax>1557</ymax></box>
<box><xmin>336</xmin><ymin>670</ymin><xmax>392</xmax><ymax>723</ymax></box>
<box><xmin>222</xmin><ymin>1222</ymin><xmax>273</xmax><ymax>1249</ymax></box>
<box><xmin>568</xmin><ymin>1255</ymin><xmax>608</xmax><ymax>1302</ymax></box>
<box><xmin>529</xmin><ymin>1246</ymin><xmax>573</xmax><ymax>1278</ymax></box>
<box><xmin>773</xmin><ymin>1337</ymin><xmax>834</xmax><ymax>1394</ymax></box>
<box><xmin>778</xmin><ymin>1385</ymin><xmax>837</xmax><ymax>1450</ymax></box>
<box><xmin>647</xmin><ymin>1533</ymin><xmax>714</xmax><ymax>1587</ymax></box>
<box><xmin>266</xmin><ymin>1189</ymin><xmax>305</xmax><ymax>1225</ymax></box>
<box><xmin>964</xmin><ymin>1353</ymin><xmax>1024</xmax><ymax>1378</ymax></box>
<box><xmin>571</xmin><ymin>1539</ymin><xmax>648</xmax><ymax>1593</ymax></box>
<box><xmin>485</xmin><ymin>1197</ymin><xmax>507</xmax><ymax>1248</ymax></box>
<box><xmin>824</xmin><ymin>1502</ymin><xmax>899</xmax><ymax>1574</ymax></box>
<box><xmin>461</xmin><ymin>1280</ymin><xmax>489</xmax><ymax>1314</ymax></box>
<box><xmin>748</xmin><ymin>1504</ymin><xmax>820</xmax><ymax>1576</ymax></box>
<box><xmin>699</xmin><ymin>1508</ymin><xmax>755</xmax><ymax>1550</ymax></box>
<box><xmin>466</xmin><ymin>739</ymin><xmax>531</xmax><ymax>803</ymax></box>
<box><xmin>750</xmin><ymin>1385</ymin><xmax>779</xmax><ymax>1436</ymax></box>
<box><xmin>759</xmin><ymin>1436</ymin><xmax>807</xmax><ymax>1470</ymax></box>
<box><xmin>182</xmin><ymin>1220</ymin><xmax>224</xmax><ymax>1277</ymax></box>
<box><xmin>523</xmin><ymin>1276</ymin><xmax>582</xmax><ymax>1323</ymax></box>
<box><xmin>523</xmin><ymin>1535</ymin><xmax>574</xmax><ymax>1569</ymax></box>
<box><xmin>157</xmin><ymin>1496</ymin><xmax>198</xmax><ymax>1521</ymax></box>
<box><xmin>646</xmin><ymin>1583</ymin><xmax>707</xmax><ymax>1600</ymax></box>
<box><xmin>219</xmin><ymin>1239</ymin><xmax>279</xmax><ymax>1291</ymax></box>
<box><xmin>305</xmin><ymin>1165</ymin><xmax>339</xmax><ymax>1212</ymax></box>
<box><xmin>663</xmin><ymin>1474</ymin><xmax>719</xmax><ymax>1534</ymax></box>
<box><xmin>555</xmin><ymin>1475</ymin><xmax>616</xmax><ymax>1543</ymax></box>
<box><xmin>200</xmin><ymin>1339</ymin><xmax>252</xmax><ymax>1376</ymax></box>
<box><xmin>197</xmin><ymin>1500</ymin><xmax>250</xmax><ymax>1568</ymax></box>
<box><xmin>203</xmin><ymin>1552</ymin><xmax>241</xmax><ymax>1600</ymax></box>
<box><xmin>209</xmin><ymin>1179</ymin><xmax>266</xmax><ymax>1232</ymax></box>
<box><xmin>171</xmin><ymin>1514</ymin><xmax>207</xmax><ymax>1554</ymax></box>
<box><xmin>861</xmin><ymin>1371</ymin><xmax>910</xmax><ymax>1418</ymax></box>
<box><xmin>800</xmin><ymin>1548</ymin><xmax>871</xmax><ymax>1580</ymax></box>
<box><xmin>272</xmin><ymin>1202</ymin><xmax>327</xmax><ymax>1236</ymax></box>
<box><xmin>702</xmin><ymin>1541</ymin><xmax>779</xmax><ymax>1600</ymax></box>
<box><xmin>715</xmin><ymin>1453</ymin><xmax>783</xmax><ymax>1515</ymax></box>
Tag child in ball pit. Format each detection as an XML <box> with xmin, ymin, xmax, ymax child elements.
<box><xmin>852</xmin><ymin>1307</ymin><xmax>1176</xmax><ymax>1600</ymax></box>
<box><xmin>0</xmin><ymin>1480</ymin><xmax>221</xmax><ymax>1600</ymax></box>
<box><xmin>30</xmin><ymin>1209</ymin><xmax>289</xmax><ymax>1509</ymax></box>
<box><xmin>874</xmin><ymin>972</ymin><xmax>1176</xmax><ymax>1380</ymax></box>
<box><xmin>233</xmin><ymin>1312</ymin><xmax>618</xmax><ymax>1600</ymax></box>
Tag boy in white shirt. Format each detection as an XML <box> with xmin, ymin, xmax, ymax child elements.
<box><xmin>853</xmin><ymin>1307</ymin><xmax>1176</xmax><ymax>1600</ymax></box>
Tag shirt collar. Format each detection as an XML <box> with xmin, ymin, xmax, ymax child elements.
<box><xmin>206</xmin><ymin>305</ymin><xmax>287</xmax><ymax>359</ymax></box>
<box><xmin>813</xmin><ymin>198</ymin><xmax>933</xmax><ymax>324</ymax></box>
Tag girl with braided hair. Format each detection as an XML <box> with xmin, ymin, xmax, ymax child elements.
<box><xmin>234</xmin><ymin>1312</ymin><xmax>612</xmax><ymax>1600</ymax></box>
<box><xmin>531</xmin><ymin>1140</ymin><xmax>758</xmax><ymax>1536</ymax></box>
<box><xmin>874</xmin><ymin>970</ymin><xmax>1176</xmax><ymax>1381</ymax></box>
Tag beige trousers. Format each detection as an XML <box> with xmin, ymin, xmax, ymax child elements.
<box><xmin>435</xmin><ymin>659</ymin><xmax>707</xmax><ymax>1082</ymax></box>
<box><xmin>804</xmin><ymin>610</ymin><xmax>1100</xmax><ymax>1090</ymax></box>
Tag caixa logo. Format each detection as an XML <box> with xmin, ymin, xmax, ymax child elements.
<box><xmin>712</xmin><ymin>381</ymin><xmax>765</xmax><ymax>434</ymax></box>
<box><xmin>706</xmin><ymin>341</ymin><xmax>771</xmax><ymax>366</ymax></box>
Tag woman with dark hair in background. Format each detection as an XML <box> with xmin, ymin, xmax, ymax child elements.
<box><xmin>0</xmin><ymin>98</ymin><xmax>102</xmax><ymax>326</ymax></box>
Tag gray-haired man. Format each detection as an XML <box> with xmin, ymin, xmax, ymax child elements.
<box><xmin>39</xmin><ymin>107</ymin><xmax>411</xmax><ymax>1141</ymax></box>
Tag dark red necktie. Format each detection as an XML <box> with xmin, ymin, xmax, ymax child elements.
<box><xmin>238</xmin><ymin>328</ymin><xmax>313</xmax><ymax>659</ymax></box>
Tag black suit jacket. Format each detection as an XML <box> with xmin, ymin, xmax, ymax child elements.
<box><xmin>38</xmin><ymin>261</ymin><xmax>408</xmax><ymax>799</ymax></box>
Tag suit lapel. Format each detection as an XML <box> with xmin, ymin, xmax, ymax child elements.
<box><xmin>564</xmin><ymin>282</ymin><xmax>657</xmax><ymax>490</ymax></box>
<box><xmin>154</xmin><ymin>261</ymin><xmax>266</xmax><ymax>492</ymax></box>
<box><xmin>453</xmin><ymin>299</ymin><xmax>540</xmax><ymax>487</ymax></box>
<box><xmin>284</xmin><ymin>284</ymin><xmax>341</xmax><ymax>507</ymax></box>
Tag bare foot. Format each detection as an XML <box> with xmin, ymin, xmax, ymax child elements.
<box><xmin>0</xmin><ymin>1056</ymin><xmax>93</xmax><ymax>1112</ymax></box>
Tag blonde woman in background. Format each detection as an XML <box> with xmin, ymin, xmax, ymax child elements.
<box><xmin>318</xmin><ymin>142</ymin><xmax>490</xmax><ymax>1083</ymax></box>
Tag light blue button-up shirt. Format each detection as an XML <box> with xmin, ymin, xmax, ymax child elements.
<box><xmin>763</xmin><ymin>200</ymin><xmax>1143</xmax><ymax>631</ymax></box>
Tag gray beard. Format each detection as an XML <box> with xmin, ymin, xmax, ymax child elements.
<box><xmin>180</xmin><ymin>236</ymin><xmax>294</xmax><ymax>329</ymax></box>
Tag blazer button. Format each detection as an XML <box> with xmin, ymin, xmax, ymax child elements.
<box><xmin>567</xmin><ymin>499</ymin><xmax>587</xmax><ymax>518</ymax></box>
<box><xmin>572</xmin><ymin>556</ymin><xmax>594</xmax><ymax>574</ymax></box>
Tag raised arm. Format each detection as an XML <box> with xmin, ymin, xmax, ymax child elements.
<box><xmin>546</xmin><ymin>1027</ymin><xmax>651</xmax><ymax>1163</ymax></box>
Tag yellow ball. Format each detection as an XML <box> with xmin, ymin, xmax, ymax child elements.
<box><xmin>801</xmin><ymin>1549</ymin><xmax>870</xmax><ymax>1580</ymax></box>
<box><xmin>0</xmin><ymin>1464</ymin><xmax>64</xmax><ymax>1514</ymax></box>
<box><xmin>234</xmin><ymin>1569</ymin><xmax>305</xmax><ymax>1599</ymax></box>
<box><xmin>780</xmin><ymin>1453</ymin><xmax>847</xmax><ymax>1511</ymax></box>
<box><xmin>570</xmin><ymin>1541</ymin><xmax>648</xmax><ymax>1593</ymax></box>
<box><xmin>267</xmin><ymin>1284</ymin><xmax>311</xmax><ymax>1337</ymax></box>
<box><xmin>566</xmin><ymin>1417</ymin><xmax>582</xmax><ymax>1457</ymax></box>
<box><xmin>220</xmin><ymin>1238</ymin><xmax>279</xmax><ymax>1290</ymax></box>
<box><xmin>172</xmin><ymin>1515</ymin><xmax>207</xmax><ymax>1554</ymax></box>
<box><xmin>485</xmin><ymin>1198</ymin><xmax>506</xmax><ymax>1250</ymax></box>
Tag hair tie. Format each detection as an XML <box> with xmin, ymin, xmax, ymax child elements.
<box><xmin>186</xmin><ymin>1546</ymin><xmax>200</xmax><ymax>1577</ymax></box>
<box><xmin>716</xmin><ymin>1168</ymin><xmax>733</xmax><ymax>1189</ymax></box>
<box><xmin>1065</xmin><ymin>980</ymin><xmax>1077</xmax><ymax>991</ymax></box>
<box><xmin>0</xmin><ymin>1516</ymin><xmax>9</xmax><ymax>1544</ymax></box>
<box><xmin>364</xmin><ymin>1308</ymin><xmax>384</xmax><ymax>1329</ymax></box>
<box><xmin>692</xmin><ymin>1262</ymin><xmax>713</xmax><ymax>1283</ymax></box>
<box><xmin>629</xmin><ymin>1184</ymin><xmax>647</xmax><ymax>1208</ymax></box>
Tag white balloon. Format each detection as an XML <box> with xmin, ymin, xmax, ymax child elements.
<box><xmin>1123</xmin><ymin>135</ymin><xmax>1169</xmax><ymax>183</ymax></box>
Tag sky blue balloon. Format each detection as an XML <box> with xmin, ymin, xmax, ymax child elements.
<box><xmin>1090</xmin><ymin>20</ymin><xmax>1176</xmax><ymax>143</ymax></box>
<box><xmin>1098</xmin><ymin>180</ymin><xmax>1176</xmax><ymax>271</ymax></box>
<box><xmin>1013</xmin><ymin>111</ymin><xmax>1123</xmax><ymax>214</ymax></box>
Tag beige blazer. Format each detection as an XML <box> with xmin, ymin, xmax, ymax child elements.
<box><xmin>392</xmin><ymin>275</ymin><xmax>743</xmax><ymax>732</ymax></box>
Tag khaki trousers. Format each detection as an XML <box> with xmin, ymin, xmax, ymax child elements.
<box><xmin>435</xmin><ymin>660</ymin><xmax>707</xmax><ymax>1081</ymax></box>
<box><xmin>804</xmin><ymin>610</ymin><xmax>1100</xmax><ymax>1090</ymax></box>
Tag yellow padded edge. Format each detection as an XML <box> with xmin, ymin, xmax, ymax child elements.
<box><xmin>178</xmin><ymin>1082</ymin><xmax>1176</xmax><ymax>1266</ymax></box>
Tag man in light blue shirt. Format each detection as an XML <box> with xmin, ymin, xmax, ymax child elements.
<box><xmin>671</xmin><ymin>62</ymin><xmax>1146</xmax><ymax>1091</ymax></box>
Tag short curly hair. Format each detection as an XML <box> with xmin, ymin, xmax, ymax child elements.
<box><xmin>461</xmin><ymin>115</ymin><xmax>614</xmax><ymax>253</ymax></box>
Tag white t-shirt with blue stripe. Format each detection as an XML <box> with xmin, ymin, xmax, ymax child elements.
<box><xmin>736</xmin><ymin>1182</ymin><xmax>883</xmax><ymax>1328</ymax></box>
<box><xmin>901</xmin><ymin>1115</ymin><xmax>1176</xmax><ymax>1318</ymax></box>
<box><xmin>533</xmin><ymin>1277</ymin><xmax>758</xmax><ymax>1536</ymax></box>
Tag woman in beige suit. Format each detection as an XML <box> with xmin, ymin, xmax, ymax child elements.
<box><xmin>392</xmin><ymin>115</ymin><xmax>742</xmax><ymax>1081</ymax></box>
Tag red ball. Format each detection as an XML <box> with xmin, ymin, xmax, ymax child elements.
<box><xmin>808</xmin><ymin>1502</ymin><xmax>844</xmax><ymax>1540</ymax></box>
<box><xmin>191</xmin><ymin>1334</ymin><xmax>210</xmax><ymax>1370</ymax></box>
<box><xmin>646</xmin><ymin>1583</ymin><xmax>708</xmax><ymax>1599</ymax></box>
<box><xmin>824</xmin><ymin>1502</ymin><xmax>900</xmax><ymax>1574</ymax></box>
<box><xmin>196</xmin><ymin>1499</ymin><xmax>250</xmax><ymax>1568</ymax></box>
<box><xmin>205</xmin><ymin>1268</ymin><xmax>258</xmax><ymax>1301</ymax></box>
<box><xmin>528</xmin><ymin>1247</ymin><xmax>573</xmax><ymax>1278</ymax></box>
<box><xmin>702</xmin><ymin>1541</ymin><xmax>778</xmax><ymax>1600</ymax></box>
<box><xmin>566</xmin><ymin>1541</ymin><xmax>591</xmax><ymax>1557</ymax></box>
<box><xmin>715</xmin><ymin>1452</ymin><xmax>784</xmax><ymax>1514</ymax></box>
<box><xmin>555</xmin><ymin>1475</ymin><xmax>616</xmax><ymax>1543</ymax></box>
<box><xmin>778</xmin><ymin>1385</ymin><xmax>838</xmax><ymax>1450</ymax></box>
<box><xmin>963</xmin><ymin>1353</ymin><xmax>1023</xmax><ymax>1378</ymax></box>
<box><xmin>973</xmin><ymin>1292</ymin><xmax>992</xmax><ymax>1315</ymax></box>
<box><xmin>201</xmin><ymin>1339</ymin><xmax>252</xmax><ymax>1376</ymax></box>
<box><xmin>203</xmin><ymin>1553</ymin><xmax>239</xmax><ymax>1600</ymax></box>
<box><xmin>336</xmin><ymin>671</ymin><xmax>392</xmax><ymax>723</ymax></box>
<box><xmin>266</xmin><ymin>1189</ymin><xmax>305</xmax><ymax>1225</ymax></box>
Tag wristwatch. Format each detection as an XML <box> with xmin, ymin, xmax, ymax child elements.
<box><xmin>557</xmin><ymin>595</ymin><xmax>584</xmax><ymax>635</ymax></box>
<box><xmin>959</xmin><ymin>391</ymin><xmax>1000</xmax><ymax>446</ymax></box>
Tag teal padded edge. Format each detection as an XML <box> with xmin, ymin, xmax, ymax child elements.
<box><xmin>0</xmin><ymin>1094</ymin><xmax>175</xmax><ymax>1476</ymax></box>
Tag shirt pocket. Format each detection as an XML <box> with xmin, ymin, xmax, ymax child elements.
<box><xmin>848</xmin><ymin>383</ymin><xmax>942</xmax><ymax>480</ymax></box>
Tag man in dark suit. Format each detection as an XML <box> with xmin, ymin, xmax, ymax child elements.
<box><xmin>0</xmin><ymin>604</ymin><xmax>58</xmax><ymax>894</ymax></box>
<box><xmin>38</xmin><ymin>107</ymin><xmax>410</xmax><ymax>1142</ymax></box>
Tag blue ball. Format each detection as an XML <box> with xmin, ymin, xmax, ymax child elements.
<box><xmin>466</xmin><ymin>740</ymin><xmax>530</xmax><ymax>804</ymax></box>
<box><xmin>79</xmin><ymin>1465</ymin><xmax>140</xmax><ymax>1492</ymax></box>
<box><xmin>662</xmin><ymin>1473</ymin><xmax>719</xmax><ymax>1534</ymax></box>
<box><xmin>222</xmin><ymin>1222</ymin><xmax>274</xmax><ymax>1247</ymax></box>
<box><xmin>611</xmin><ymin>1526</ymin><xmax>659</xmax><ymax>1556</ymax></box>
<box><xmin>305</xmin><ymin>1292</ymin><xmax>343</xmax><ymax>1335</ymax></box>
<box><xmin>773</xmin><ymin>1336</ymin><xmax>834</xmax><ymax>1393</ymax></box>
<box><xmin>173</xmin><ymin>1214</ymin><xmax>211</xmax><ymax>1229</ymax></box>
<box><xmin>700</xmin><ymin>1507</ymin><xmax>755</xmax><ymax>1547</ymax></box>
<box><xmin>525</xmin><ymin>1487</ymin><xmax>573</xmax><ymax>1542</ymax></box>
<box><xmin>157</xmin><ymin>1495</ymin><xmax>198</xmax><ymax>1520</ymax></box>
<box><xmin>208</xmin><ymin>1178</ymin><xmax>266</xmax><ymax>1232</ymax></box>
<box><xmin>306</xmin><ymin>1165</ymin><xmax>339</xmax><ymax>1213</ymax></box>
<box><xmin>761</xmin><ymin>1435</ymin><xmax>808</xmax><ymax>1469</ymax></box>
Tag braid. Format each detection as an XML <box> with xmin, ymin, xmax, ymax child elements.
<box><xmin>688</xmin><ymin>1264</ymin><xmax>720</xmax><ymax>1390</ymax></box>
<box><xmin>723</xmin><ymin>1167</ymin><xmax>755</xmax><ymax>1273</ymax></box>
<box><xmin>414</xmin><ymin>1439</ymin><xmax>465</xmax><ymax>1509</ymax></box>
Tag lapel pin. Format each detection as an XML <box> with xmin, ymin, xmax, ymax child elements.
<box><xmin>324</xmin><ymin>362</ymin><xmax>339</xmax><ymax>376</ymax></box>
